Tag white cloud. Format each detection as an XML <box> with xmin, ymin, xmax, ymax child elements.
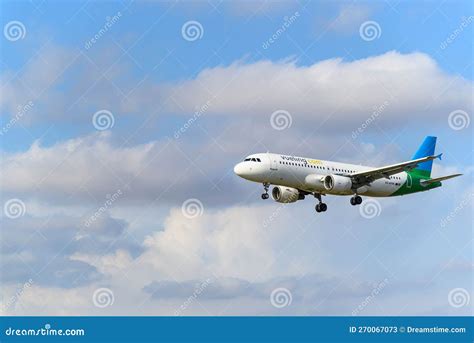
<box><xmin>3</xmin><ymin>200</ymin><xmax>471</xmax><ymax>316</ymax></box>
<box><xmin>1</xmin><ymin>128</ymin><xmax>374</xmax><ymax>207</ymax></box>
<box><xmin>1</xmin><ymin>42</ymin><xmax>472</xmax><ymax>317</ymax></box>
<box><xmin>124</xmin><ymin>51</ymin><xmax>472</xmax><ymax>132</ymax></box>
<box><xmin>2</xmin><ymin>47</ymin><xmax>471</xmax><ymax>136</ymax></box>
<box><xmin>329</xmin><ymin>4</ymin><xmax>372</xmax><ymax>33</ymax></box>
<box><xmin>0</xmin><ymin>43</ymin><xmax>79</xmax><ymax>122</ymax></box>
<box><xmin>1</xmin><ymin>132</ymin><xmax>238</xmax><ymax>205</ymax></box>
<box><xmin>137</xmin><ymin>205</ymin><xmax>316</xmax><ymax>282</ymax></box>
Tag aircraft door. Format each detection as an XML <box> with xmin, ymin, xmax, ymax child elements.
<box><xmin>269</xmin><ymin>153</ymin><xmax>278</xmax><ymax>171</ymax></box>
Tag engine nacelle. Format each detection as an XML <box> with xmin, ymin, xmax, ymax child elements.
<box><xmin>272</xmin><ymin>186</ymin><xmax>302</xmax><ymax>203</ymax></box>
<box><xmin>304</xmin><ymin>174</ymin><xmax>326</xmax><ymax>192</ymax></box>
<box><xmin>323</xmin><ymin>174</ymin><xmax>352</xmax><ymax>194</ymax></box>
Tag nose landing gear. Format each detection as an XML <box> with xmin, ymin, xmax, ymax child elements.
<box><xmin>261</xmin><ymin>183</ymin><xmax>270</xmax><ymax>200</ymax></box>
<box><xmin>314</xmin><ymin>193</ymin><xmax>327</xmax><ymax>213</ymax></box>
<box><xmin>350</xmin><ymin>195</ymin><xmax>362</xmax><ymax>206</ymax></box>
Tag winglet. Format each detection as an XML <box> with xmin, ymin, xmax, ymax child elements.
<box><xmin>436</xmin><ymin>153</ymin><xmax>443</xmax><ymax>160</ymax></box>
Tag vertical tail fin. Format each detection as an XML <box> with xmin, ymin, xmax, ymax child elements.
<box><xmin>412</xmin><ymin>136</ymin><xmax>437</xmax><ymax>178</ymax></box>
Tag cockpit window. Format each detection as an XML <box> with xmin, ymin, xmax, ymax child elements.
<box><xmin>244</xmin><ymin>157</ymin><xmax>261</xmax><ymax>162</ymax></box>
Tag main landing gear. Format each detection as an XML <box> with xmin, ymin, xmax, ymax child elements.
<box><xmin>350</xmin><ymin>195</ymin><xmax>362</xmax><ymax>206</ymax></box>
<box><xmin>261</xmin><ymin>183</ymin><xmax>270</xmax><ymax>200</ymax></box>
<box><xmin>314</xmin><ymin>193</ymin><xmax>327</xmax><ymax>213</ymax></box>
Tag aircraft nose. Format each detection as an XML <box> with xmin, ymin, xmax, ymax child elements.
<box><xmin>234</xmin><ymin>162</ymin><xmax>246</xmax><ymax>176</ymax></box>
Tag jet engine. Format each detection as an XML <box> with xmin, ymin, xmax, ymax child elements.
<box><xmin>272</xmin><ymin>186</ymin><xmax>303</xmax><ymax>203</ymax></box>
<box><xmin>323</xmin><ymin>175</ymin><xmax>352</xmax><ymax>193</ymax></box>
<box><xmin>304</xmin><ymin>174</ymin><xmax>326</xmax><ymax>192</ymax></box>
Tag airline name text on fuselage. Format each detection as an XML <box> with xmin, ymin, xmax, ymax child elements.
<box><xmin>280</xmin><ymin>155</ymin><xmax>323</xmax><ymax>165</ymax></box>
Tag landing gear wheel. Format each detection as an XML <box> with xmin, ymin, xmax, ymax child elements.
<box><xmin>315</xmin><ymin>203</ymin><xmax>327</xmax><ymax>213</ymax></box>
<box><xmin>350</xmin><ymin>195</ymin><xmax>362</xmax><ymax>206</ymax></box>
<box><xmin>314</xmin><ymin>193</ymin><xmax>327</xmax><ymax>213</ymax></box>
<box><xmin>261</xmin><ymin>182</ymin><xmax>270</xmax><ymax>200</ymax></box>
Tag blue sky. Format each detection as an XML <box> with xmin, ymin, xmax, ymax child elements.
<box><xmin>0</xmin><ymin>0</ymin><xmax>473</xmax><ymax>315</ymax></box>
<box><xmin>1</xmin><ymin>0</ymin><xmax>473</xmax><ymax>151</ymax></box>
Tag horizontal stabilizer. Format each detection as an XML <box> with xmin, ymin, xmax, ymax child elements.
<box><xmin>420</xmin><ymin>173</ymin><xmax>462</xmax><ymax>185</ymax></box>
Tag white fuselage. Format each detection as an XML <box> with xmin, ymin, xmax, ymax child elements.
<box><xmin>233</xmin><ymin>153</ymin><xmax>407</xmax><ymax>197</ymax></box>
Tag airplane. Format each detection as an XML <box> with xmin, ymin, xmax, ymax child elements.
<box><xmin>233</xmin><ymin>136</ymin><xmax>461</xmax><ymax>213</ymax></box>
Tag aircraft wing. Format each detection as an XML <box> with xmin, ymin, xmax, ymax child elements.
<box><xmin>350</xmin><ymin>154</ymin><xmax>443</xmax><ymax>187</ymax></box>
